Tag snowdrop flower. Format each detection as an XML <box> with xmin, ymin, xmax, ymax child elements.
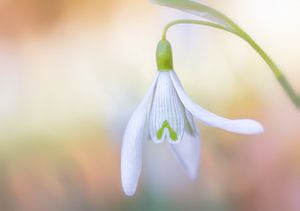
<box><xmin>121</xmin><ymin>39</ymin><xmax>264</xmax><ymax>196</ymax></box>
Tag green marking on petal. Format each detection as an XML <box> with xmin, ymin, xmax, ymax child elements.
<box><xmin>156</xmin><ymin>120</ymin><xmax>178</xmax><ymax>141</ymax></box>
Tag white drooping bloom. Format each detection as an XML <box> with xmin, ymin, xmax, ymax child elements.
<box><xmin>121</xmin><ymin>40</ymin><xmax>263</xmax><ymax>196</ymax></box>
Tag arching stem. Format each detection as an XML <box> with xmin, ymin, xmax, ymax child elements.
<box><xmin>162</xmin><ymin>19</ymin><xmax>237</xmax><ymax>40</ymax></box>
<box><xmin>162</xmin><ymin>19</ymin><xmax>300</xmax><ymax>108</ymax></box>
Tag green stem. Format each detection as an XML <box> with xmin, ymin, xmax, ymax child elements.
<box><xmin>162</xmin><ymin>19</ymin><xmax>300</xmax><ymax>108</ymax></box>
<box><xmin>234</xmin><ymin>27</ymin><xmax>300</xmax><ymax>107</ymax></box>
<box><xmin>162</xmin><ymin>19</ymin><xmax>237</xmax><ymax>40</ymax></box>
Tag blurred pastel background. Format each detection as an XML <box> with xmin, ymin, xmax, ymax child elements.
<box><xmin>0</xmin><ymin>0</ymin><xmax>300</xmax><ymax>210</ymax></box>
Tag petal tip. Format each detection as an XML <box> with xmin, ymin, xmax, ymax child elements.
<box><xmin>121</xmin><ymin>176</ymin><xmax>138</xmax><ymax>197</ymax></box>
<box><xmin>186</xmin><ymin>166</ymin><xmax>198</xmax><ymax>180</ymax></box>
<box><xmin>123</xmin><ymin>187</ymin><xmax>136</xmax><ymax>197</ymax></box>
<box><xmin>244</xmin><ymin>120</ymin><xmax>264</xmax><ymax>135</ymax></box>
<box><xmin>256</xmin><ymin>123</ymin><xmax>264</xmax><ymax>134</ymax></box>
<box><xmin>189</xmin><ymin>172</ymin><xmax>198</xmax><ymax>181</ymax></box>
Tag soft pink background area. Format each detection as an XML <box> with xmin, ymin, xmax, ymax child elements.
<box><xmin>0</xmin><ymin>0</ymin><xmax>299</xmax><ymax>210</ymax></box>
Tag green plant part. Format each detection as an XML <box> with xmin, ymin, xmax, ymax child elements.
<box><xmin>156</xmin><ymin>120</ymin><xmax>178</xmax><ymax>141</ymax></box>
<box><xmin>156</xmin><ymin>40</ymin><xmax>173</xmax><ymax>71</ymax></box>
<box><xmin>154</xmin><ymin>0</ymin><xmax>300</xmax><ymax>108</ymax></box>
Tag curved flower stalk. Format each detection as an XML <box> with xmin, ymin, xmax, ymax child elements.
<box><xmin>154</xmin><ymin>0</ymin><xmax>300</xmax><ymax>108</ymax></box>
<box><xmin>121</xmin><ymin>40</ymin><xmax>264</xmax><ymax>196</ymax></box>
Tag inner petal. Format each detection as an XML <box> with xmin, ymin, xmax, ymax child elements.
<box><xmin>149</xmin><ymin>72</ymin><xmax>185</xmax><ymax>143</ymax></box>
<box><xmin>184</xmin><ymin>109</ymin><xmax>198</xmax><ymax>136</ymax></box>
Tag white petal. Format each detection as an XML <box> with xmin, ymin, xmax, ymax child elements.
<box><xmin>149</xmin><ymin>72</ymin><xmax>185</xmax><ymax>144</ymax></box>
<box><xmin>170</xmin><ymin>71</ymin><xmax>264</xmax><ymax>135</ymax></box>
<box><xmin>121</xmin><ymin>74</ymin><xmax>158</xmax><ymax>196</ymax></box>
<box><xmin>170</xmin><ymin>131</ymin><xmax>200</xmax><ymax>179</ymax></box>
<box><xmin>185</xmin><ymin>109</ymin><xmax>198</xmax><ymax>136</ymax></box>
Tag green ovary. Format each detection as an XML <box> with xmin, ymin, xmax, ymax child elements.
<box><xmin>156</xmin><ymin>120</ymin><xmax>178</xmax><ymax>141</ymax></box>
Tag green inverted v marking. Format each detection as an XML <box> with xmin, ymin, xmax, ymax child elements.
<box><xmin>156</xmin><ymin>120</ymin><xmax>178</xmax><ymax>141</ymax></box>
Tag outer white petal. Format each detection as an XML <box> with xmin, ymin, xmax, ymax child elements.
<box><xmin>121</xmin><ymin>74</ymin><xmax>158</xmax><ymax>196</ymax></box>
<box><xmin>170</xmin><ymin>131</ymin><xmax>200</xmax><ymax>179</ymax></box>
<box><xmin>170</xmin><ymin>71</ymin><xmax>264</xmax><ymax>135</ymax></box>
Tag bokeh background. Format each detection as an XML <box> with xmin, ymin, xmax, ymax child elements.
<box><xmin>0</xmin><ymin>0</ymin><xmax>300</xmax><ymax>210</ymax></box>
